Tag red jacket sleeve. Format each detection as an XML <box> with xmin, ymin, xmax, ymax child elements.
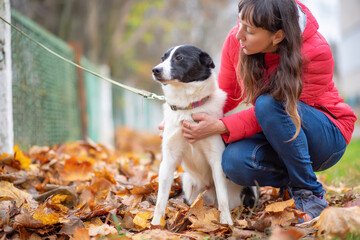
<box><xmin>220</xmin><ymin>107</ymin><xmax>262</xmax><ymax>143</ymax></box>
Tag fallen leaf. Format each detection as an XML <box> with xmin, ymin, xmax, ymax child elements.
<box><xmin>168</xmin><ymin>209</ymin><xmax>191</xmax><ymax>232</ymax></box>
<box><xmin>133</xmin><ymin>211</ymin><xmax>152</xmax><ymax>230</ymax></box>
<box><xmin>0</xmin><ymin>152</ymin><xmax>10</xmax><ymax>160</ymax></box>
<box><xmin>269</xmin><ymin>225</ymin><xmax>305</xmax><ymax>240</ymax></box>
<box><xmin>13</xmin><ymin>145</ymin><xmax>31</xmax><ymax>170</ymax></box>
<box><xmin>314</xmin><ymin>206</ymin><xmax>360</xmax><ymax>239</ymax></box>
<box><xmin>14</xmin><ymin>213</ymin><xmax>44</xmax><ymax>228</ymax></box>
<box><xmin>236</xmin><ymin>219</ymin><xmax>249</xmax><ymax>229</ymax></box>
<box><xmin>29</xmin><ymin>233</ymin><xmax>42</xmax><ymax>240</ymax></box>
<box><xmin>187</xmin><ymin>196</ymin><xmax>225</xmax><ymax>233</ymax></box>
<box><xmin>73</xmin><ymin>227</ymin><xmax>90</xmax><ymax>240</ymax></box>
<box><xmin>59</xmin><ymin>216</ymin><xmax>85</xmax><ymax>235</ymax></box>
<box><xmin>253</xmin><ymin>208</ymin><xmax>305</xmax><ymax>231</ymax></box>
<box><xmin>265</xmin><ymin>199</ymin><xmax>295</xmax><ymax>213</ymax></box>
<box><xmin>129</xmin><ymin>184</ymin><xmax>154</xmax><ymax>195</ymax></box>
<box><xmin>90</xmin><ymin>177</ymin><xmax>113</xmax><ymax>199</ymax></box>
<box><xmin>59</xmin><ymin>156</ymin><xmax>93</xmax><ymax>181</ymax></box>
<box><xmin>121</xmin><ymin>194</ymin><xmax>143</xmax><ymax>208</ymax></box>
<box><xmin>33</xmin><ymin>204</ymin><xmax>60</xmax><ymax>225</ymax></box>
<box><xmin>47</xmin><ymin>194</ymin><xmax>70</xmax><ymax>213</ymax></box>
<box><xmin>231</xmin><ymin>227</ymin><xmax>264</xmax><ymax>239</ymax></box>
<box><xmin>0</xmin><ymin>181</ymin><xmax>33</xmax><ymax>202</ymax></box>
<box><xmin>270</xmin><ymin>209</ymin><xmax>299</xmax><ymax>227</ymax></box>
<box><xmin>94</xmin><ymin>168</ymin><xmax>117</xmax><ymax>184</ymax></box>
<box><xmin>88</xmin><ymin>223</ymin><xmax>118</xmax><ymax>237</ymax></box>
<box><xmin>121</xmin><ymin>212</ymin><xmax>135</xmax><ymax>229</ymax></box>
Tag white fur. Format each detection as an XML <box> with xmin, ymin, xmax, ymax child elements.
<box><xmin>151</xmin><ymin>68</ymin><xmax>244</xmax><ymax>226</ymax></box>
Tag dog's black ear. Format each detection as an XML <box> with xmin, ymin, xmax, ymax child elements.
<box><xmin>200</xmin><ymin>51</ymin><xmax>215</xmax><ymax>69</ymax></box>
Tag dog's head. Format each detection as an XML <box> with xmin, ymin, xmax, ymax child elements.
<box><xmin>152</xmin><ymin>45</ymin><xmax>215</xmax><ymax>84</ymax></box>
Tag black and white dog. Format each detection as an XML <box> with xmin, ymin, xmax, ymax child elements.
<box><xmin>151</xmin><ymin>45</ymin><xmax>256</xmax><ymax>226</ymax></box>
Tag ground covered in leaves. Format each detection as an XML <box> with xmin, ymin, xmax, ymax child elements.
<box><xmin>1</xmin><ymin>140</ymin><xmax>360</xmax><ymax>240</ymax></box>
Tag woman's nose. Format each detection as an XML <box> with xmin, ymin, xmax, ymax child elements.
<box><xmin>236</xmin><ymin>27</ymin><xmax>244</xmax><ymax>41</ymax></box>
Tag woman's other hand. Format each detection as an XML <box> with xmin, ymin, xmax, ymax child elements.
<box><xmin>158</xmin><ymin>119</ymin><xmax>165</xmax><ymax>139</ymax></box>
<box><xmin>182</xmin><ymin>113</ymin><xmax>228</xmax><ymax>143</ymax></box>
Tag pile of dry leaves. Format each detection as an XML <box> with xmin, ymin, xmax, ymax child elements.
<box><xmin>0</xmin><ymin>139</ymin><xmax>360</xmax><ymax>240</ymax></box>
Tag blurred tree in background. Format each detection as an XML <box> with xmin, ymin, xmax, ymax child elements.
<box><xmin>10</xmin><ymin>0</ymin><xmax>238</xmax><ymax>94</ymax></box>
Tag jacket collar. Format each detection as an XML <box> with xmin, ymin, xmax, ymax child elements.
<box><xmin>296</xmin><ymin>0</ymin><xmax>319</xmax><ymax>42</ymax></box>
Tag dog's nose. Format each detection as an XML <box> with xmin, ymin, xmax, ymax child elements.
<box><xmin>152</xmin><ymin>67</ymin><xmax>162</xmax><ymax>75</ymax></box>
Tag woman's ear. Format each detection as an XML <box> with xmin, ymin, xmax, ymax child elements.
<box><xmin>272</xmin><ymin>29</ymin><xmax>285</xmax><ymax>46</ymax></box>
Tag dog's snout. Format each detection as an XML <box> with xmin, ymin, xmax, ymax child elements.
<box><xmin>152</xmin><ymin>67</ymin><xmax>162</xmax><ymax>75</ymax></box>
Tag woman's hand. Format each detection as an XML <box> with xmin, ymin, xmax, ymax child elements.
<box><xmin>182</xmin><ymin>113</ymin><xmax>229</xmax><ymax>143</ymax></box>
<box><xmin>158</xmin><ymin>119</ymin><xmax>165</xmax><ymax>139</ymax></box>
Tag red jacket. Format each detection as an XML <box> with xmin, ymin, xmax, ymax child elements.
<box><xmin>219</xmin><ymin>1</ymin><xmax>357</xmax><ymax>144</ymax></box>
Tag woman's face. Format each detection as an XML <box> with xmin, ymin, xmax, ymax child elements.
<box><xmin>236</xmin><ymin>13</ymin><xmax>279</xmax><ymax>55</ymax></box>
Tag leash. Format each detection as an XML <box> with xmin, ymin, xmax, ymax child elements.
<box><xmin>0</xmin><ymin>16</ymin><xmax>165</xmax><ymax>101</ymax></box>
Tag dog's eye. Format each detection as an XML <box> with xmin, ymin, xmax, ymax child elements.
<box><xmin>161</xmin><ymin>57</ymin><xmax>165</xmax><ymax>62</ymax></box>
<box><xmin>175</xmin><ymin>55</ymin><xmax>183</xmax><ymax>61</ymax></box>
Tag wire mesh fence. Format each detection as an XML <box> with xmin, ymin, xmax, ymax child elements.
<box><xmin>11</xmin><ymin>10</ymin><xmax>81</xmax><ymax>150</ymax></box>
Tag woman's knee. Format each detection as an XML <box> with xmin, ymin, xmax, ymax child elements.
<box><xmin>222</xmin><ymin>145</ymin><xmax>257</xmax><ymax>186</ymax></box>
<box><xmin>255</xmin><ymin>94</ymin><xmax>284</xmax><ymax>128</ymax></box>
<box><xmin>255</xmin><ymin>94</ymin><xmax>278</xmax><ymax>117</ymax></box>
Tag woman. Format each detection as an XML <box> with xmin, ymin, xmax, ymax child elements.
<box><xmin>180</xmin><ymin>0</ymin><xmax>357</xmax><ymax>222</ymax></box>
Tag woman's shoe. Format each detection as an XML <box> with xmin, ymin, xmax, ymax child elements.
<box><xmin>290</xmin><ymin>189</ymin><xmax>328</xmax><ymax>223</ymax></box>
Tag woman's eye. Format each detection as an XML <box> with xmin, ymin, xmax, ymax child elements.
<box><xmin>175</xmin><ymin>55</ymin><xmax>183</xmax><ymax>61</ymax></box>
<box><xmin>247</xmin><ymin>29</ymin><xmax>253</xmax><ymax>34</ymax></box>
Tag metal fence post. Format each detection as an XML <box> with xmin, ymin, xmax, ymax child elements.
<box><xmin>69</xmin><ymin>42</ymin><xmax>88</xmax><ymax>141</ymax></box>
<box><xmin>0</xmin><ymin>0</ymin><xmax>14</xmax><ymax>154</ymax></box>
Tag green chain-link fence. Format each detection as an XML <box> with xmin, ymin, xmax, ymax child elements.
<box><xmin>11</xmin><ymin>10</ymin><xmax>81</xmax><ymax>150</ymax></box>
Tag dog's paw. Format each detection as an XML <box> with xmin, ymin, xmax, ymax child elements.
<box><xmin>241</xmin><ymin>186</ymin><xmax>258</xmax><ymax>208</ymax></box>
<box><xmin>219</xmin><ymin>211</ymin><xmax>233</xmax><ymax>225</ymax></box>
<box><xmin>151</xmin><ymin>215</ymin><xmax>161</xmax><ymax>226</ymax></box>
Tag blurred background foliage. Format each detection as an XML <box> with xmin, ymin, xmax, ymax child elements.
<box><xmin>10</xmin><ymin>0</ymin><xmax>238</xmax><ymax>95</ymax></box>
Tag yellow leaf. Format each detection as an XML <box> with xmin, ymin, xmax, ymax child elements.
<box><xmin>0</xmin><ymin>181</ymin><xmax>33</xmax><ymax>202</ymax></box>
<box><xmin>133</xmin><ymin>211</ymin><xmax>152</xmax><ymax>230</ymax></box>
<box><xmin>33</xmin><ymin>205</ymin><xmax>60</xmax><ymax>225</ymax></box>
<box><xmin>13</xmin><ymin>145</ymin><xmax>31</xmax><ymax>170</ymax></box>
<box><xmin>160</xmin><ymin>215</ymin><xmax>166</xmax><ymax>229</ymax></box>
<box><xmin>49</xmin><ymin>195</ymin><xmax>69</xmax><ymax>213</ymax></box>
<box><xmin>50</xmin><ymin>194</ymin><xmax>70</xmax><ymax>204</ymax></box>
<box><xmin>0</xmin><ymin>152</ymin><xmax>9</xmax><ymax>160</ymax></box>
<box><xmin>265</xmin><ymin>199</ymin><xmax>295</xmax><ymax>213</ymax></box>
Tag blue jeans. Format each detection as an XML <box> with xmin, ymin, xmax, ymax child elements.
<box><xmin>222</xmin><ymin>94</ymin><xmax>347</xmax><ymax>195</ymax></box>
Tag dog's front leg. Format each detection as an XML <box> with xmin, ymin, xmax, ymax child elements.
<box><xmin>211</xmin><ymin>155</ymin><xmax>233</xmax><ymax>225</ymax></box>
<box><xmin>151</xmin><ymin>152</ymin><xmax>178</xmax><ymax>226</ymax></box>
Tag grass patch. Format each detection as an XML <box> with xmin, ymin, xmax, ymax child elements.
<box><xmin>317</xmin><ymin>138</ymin><xmax>360</xmax><ymax>187</ymax></box>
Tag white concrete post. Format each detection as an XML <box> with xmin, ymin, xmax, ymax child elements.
<box><xmin>0</xmin><ymin>0</ymin><xmax>14</xmax><ymax>154</ymax></box>
<box><xmin>98</xmin><ymin>65</ymin><xmax>114</xmax><ymax>148</ymax></box>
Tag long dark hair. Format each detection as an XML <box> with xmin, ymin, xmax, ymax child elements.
<box><xmin>238</xmin><ymin>0</ymin><xmax>303</xmax><ymax>141</ymax></box>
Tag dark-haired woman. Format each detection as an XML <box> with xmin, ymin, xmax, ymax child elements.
<box><xmin>181</xmin><ymin>0</ymin><xmax>357</xmax><ymax>222</ymax></box>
